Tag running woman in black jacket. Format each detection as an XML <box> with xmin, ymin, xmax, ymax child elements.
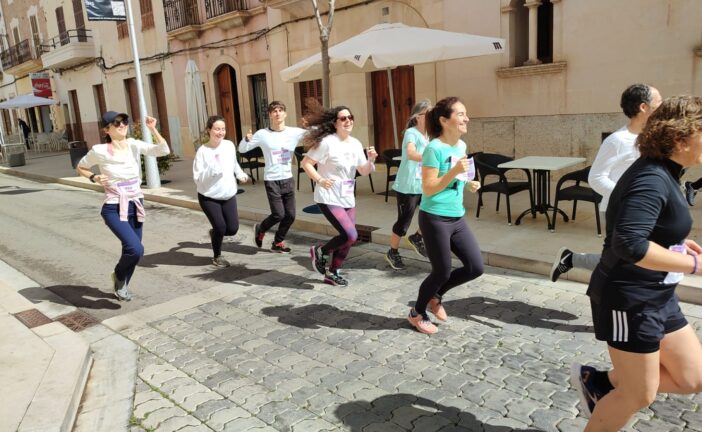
<box><xmin>572</xmin><ymin>96</ymin><xmax>702</xmax><ymax>431</ymax></box>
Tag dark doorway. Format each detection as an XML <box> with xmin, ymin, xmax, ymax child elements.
<box><xmin>215</xmin><ymin>64</ymin><xmax>242</xmax><ymax>143</ymax></box>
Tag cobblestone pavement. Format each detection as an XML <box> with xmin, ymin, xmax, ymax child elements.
<box><xmin>123</xmin><ymin>232</ymin><xmax>702</xmax><ymax>432</ymax></box>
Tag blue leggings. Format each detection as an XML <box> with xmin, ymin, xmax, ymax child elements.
<box><xmin>101</xmin><ymin>201</ymin><xmax>144</xmax><ymax>284</ymax></box>
<box><xmin>415</xmin><ymin>210</ymin><xmax>484</xmax><ymax>315</ymax></box>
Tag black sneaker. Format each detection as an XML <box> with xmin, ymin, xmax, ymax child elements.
<box><xmin>212</xmin><ymin>256</ymin><xmax>231</xmax><ymax>267</ymax></box>
<box><xmin>570</xmin><ymin>363</ymin><xmax>608</xmax><ymax>418</ymax></box>
<box><xmin>407</xmin><ymin>233</ymin><xmax>428</xmax><ymax>258</ymax></box>
<box><xmin>271</xmin><ymin>242</ymin><xmax>291</xmax><ymax>253</ymax></box>
<box><xmin>111</xmin><ymin>272</ymin><xmax>132</xmax><ymax>301</ymax></box>
<box><xmin>310</xmin><ymin>245</ymin><xmax>327</xmax><ymax>275</ymax></box>
<box><xmin>253</xmin><ymin>223</ymin><xmax>264</xmax><ymax>248</ymax></box>
<box><xmin>324</xmin><ymin>270</ymin><xmax>348</xmax><ymax>286</ymax></box>
<box><xmin>685</xmin><ymin>181</ymin><xmax>697</xmax><ymax>206</ymax></box>
<box><xmin>385</xmin><ymin>249</ymin><xmax>406</xmax><ymax>270</ymax></box>
<box><xmin>550</xmin><ymin>247</ymin><xmax>573</xmax><ymax>282</ymax></box>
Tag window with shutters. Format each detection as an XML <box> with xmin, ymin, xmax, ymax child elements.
<box><xmin>140</xmin><ymin>0</ymin><xmax>154</xmax><ymax>30</ymax></box>
<box><xmin>298</xmin><ymin>79</ymin><xmax>322</xmax><ymax>115</ymax></box>
<box><xmin>72</xmin><ymin>0</ymin><xmax>87</xmax><ymax>42</ymax></box>
<box><xmin>116</xmin><ymin>21</ymin><xmax>128</xmax><ymax>39</ymax></box>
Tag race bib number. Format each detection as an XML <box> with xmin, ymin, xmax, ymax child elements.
<box><xmin>466</xmin><ymin>157</ymin><xmax>475</xmax><ymax>181</ymax></box>
<box><xmin>271</xmin><ymin>149</ymin><xmax>291</xmax><ymax>165</ymax></box>
<box><xmin>450</xmin><ymin>156</ymin><xmax>470</xmax><ymax>182</ymax></box>
<box><xmin>663</xmin><ymin>244</ymin><xmax>686</xmax><ymax>285</ymax></box>
<box><xmin>115</xmin><ymin>178</ymin><xmax>140</xmax><ymax>194</ymax></box>
<box><xmin>340</xmin><ymin>179</ymin><xmax>355</xmax><ymax>197</ymax></box>
<box><xmin>415</xmin><ymin>162</ymin><xmax>423</xmax><ymax>179</ymax></box>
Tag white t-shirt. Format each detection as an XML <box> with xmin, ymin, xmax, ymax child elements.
<box><xmin>78</xmin><ymin>138</ymin><xmax>170</xmax><ymax>203</ymax></box>
<box><xmin>588</xmin><ymin>126</ymin><xmax>638</xmax><ymax>211</ymax></box>
<box><xmin>193</xmin><ymin>140</ymin><xmax>246</xmax><ymax>200</ymax></box>
<box><xmin>306</xmin><ymin>134</ymin><xmax>367</xmax><ymax>208</ymax></box>
<box><xmin>238</xmin><ymin>127</ymin><xmax>305</xmax><ymax>181</ymax></box>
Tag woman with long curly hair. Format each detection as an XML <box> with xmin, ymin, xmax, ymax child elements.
<box><xmin>301</xmin><ymin>105</ymin><xmax>377</xmax><ymax>286</ymax></box>
<box><xmin>572</xmin><ymin>96</ymin><xmax>702</xmax><ymax>430</ymax></box>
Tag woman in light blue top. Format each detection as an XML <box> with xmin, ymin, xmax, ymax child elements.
<box><xmin>385</xmin><ymin>100</ymin><xmax>432</xmax><ymax>270</ymax></box>
<box><xmin>407</xmin><ymin>96</ymin><xmax>483</xmax><ymax>335</ymax></box>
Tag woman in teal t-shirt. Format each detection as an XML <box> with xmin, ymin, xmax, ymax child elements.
<box><xmin>407</xmin><ymin>97</ymin><xmax>483</xmax><ymax>335</ymax></box>
<box><xmin>385</xmin><ymin>99</ymin><xmax>432</xmax><ymax>270</ymax></box>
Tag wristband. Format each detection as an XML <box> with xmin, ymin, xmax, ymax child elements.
<box><xmin>692</xmin><ymin>254</ymin><xmax>698</xmax><ymax>275</ymax></box>
<box><xmin>89</xmin><ymin>174</ymin><xmax>96</xmax><ymax>183</ymax></box>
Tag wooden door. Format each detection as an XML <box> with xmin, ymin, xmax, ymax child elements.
<box><xmin>69</xmin><ymin>89</ymin><xmax>83</xmax><ymax>141</ymax></box>
<box><xmin>125</xmin><ymin>78</ymin><xmax>141</xmax><ymax>121</ymax></box>
<box><xmin>371</xmin><ymin>66</ymin><xmax>415</xmax><ymax>155</ymax></box>
<box><xmin>55</xmin><ymin>8</ymin><xmax>68</xmax><ymax>45</ymax></box>
<box><xmin>216</xmin><ymin>65</ymin><xmax>242</xmax><ymax>142</ymax></box>
<box><xmin>72</xmin><ymin>0</ymin><xmax>87</xmax><ymax>41</ymax></box>
<box><xmin>149</xmin><ymin>72</ymin><xmax>171</xmax><ymax>146</ymax></box>
<box><xmin>93</xmin><ymin>84</ymin><xmax>106</xmax><ymax>138</ymax></box>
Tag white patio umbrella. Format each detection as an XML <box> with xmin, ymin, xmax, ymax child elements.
<box><xmin>185</xmin><ymin>60</ymin><xmax>208</xmax><ymax>142</ymax></box>
<box><xmin>280</xmin><ymin>22</ymin><xmax>505</xmax><ymax>147</ymax></box>
<box><xmin>0</xmin><ymin>94</ymin><xmax>58</xmax><ymax>147</ymax></box>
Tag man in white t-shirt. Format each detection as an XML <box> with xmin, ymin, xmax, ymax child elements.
<box><xmin>551</xmin><ymin>83</ymin><xmax>662</xmax><ymax>282</ymax></box>
<box><xmin>239</xmin><ymin>101</ymin><xmax>305</xmax><ymax>253</ymax></box>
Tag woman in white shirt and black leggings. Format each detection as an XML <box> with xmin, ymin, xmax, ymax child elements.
<box><xmin>76</xmin><ymin>111</ymin><xmax>170</xmax><ymax>301</ymax></box>
<box><xmin>301</xmin><ymin>105</ymin><xmax>377</xmax><ymax>286</ymax></box>
<box><xmin>193</xmin><ymin>116</ymin><xmax>249</xmax><ymax>268</ymax></box>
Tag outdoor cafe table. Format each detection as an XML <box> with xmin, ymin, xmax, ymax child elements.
<box><xmin>498</xmin><ymin>156</ymin><xmax>586</xmax><ymax>228</ymax></box>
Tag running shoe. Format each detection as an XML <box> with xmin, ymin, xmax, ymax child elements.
<box><xmin>111</xmin><ymin>272</ymin><xmax>132</xmax><ymax>301</ymax></box>
<box><xmin>212</xmin><ymin>256</ymin><xmax>231</xmax><ymax>268</ymax></box>
<box><xmin>407</xmin><ymin>309</ymin><xmax>438</xmax><ymax>334</ymax></box>
<box><xmin>253</xmin><ymin>223</ymin><xmax>264</xmax><ymax>248</ymax></box>
<box><xmin>310</xmin><ymin>245</ymin><xmax>327</xmax><ymax>275</ymax></box>
<box><xmin>324</xmin><ymin>270</ymin><xmax>348</xmax><ymax>286</ymax></box>
<box><xmin>271</xmin><ymin>242</ymin><xmax>291</xmax><ymax>253</ymax></box>
<box><xmin>407</xmin><ymin>233</ymin><xmax>428</xmax><ymax>258</ymax></box>
<box><xmin>550</xmin><ymin>247</ymin><xmax>573</xmax><ymax>282</ymax></box>
<box><xmin>385</xmin><ymin>249</ymin><xmax>406</xmax><ymax>270</ymax></box>
<box><xmin>570</xmin><ymin>363</ymin><xmax>608</xmax><ymax>418</ymax></box>
<box><xmin>685</xmin><ymin>181</ymin><xmax>697</xmax><ymax>206</ymax></box>
<box><xmin>428</xmin><ymin>296</ymin><xmax>447</xmax><ymax>321</ymax></box>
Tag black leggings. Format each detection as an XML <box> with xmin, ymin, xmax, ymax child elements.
<box><xmin>198</xmin><ymin>193</ymin><xmax>239</xmax><ymax>257</ymax></box>
<box><xmin>415</xmin><ymin>210</ymin><xmax>484</xmax><ymax>315</ymax></box>
<box><xmin>261</xmin><ymin>178</ymin><xmax>296</xmax><ymax>243</ymax></box>
<box><xmin>392</xmin><ymin>192</ymin><xmax>421</xmax><ymax>237</ymax></box>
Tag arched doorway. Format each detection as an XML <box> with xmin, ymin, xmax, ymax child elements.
<box><xmin>215</xmin><ymin>64</ymin><xmax>243</xmax><ymax>142</ymax></box>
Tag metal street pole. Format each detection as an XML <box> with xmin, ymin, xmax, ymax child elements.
<box><xmin>124</xmin><ymin>0</ymin><xmax>160</xmax><ymax>188</ymax></box>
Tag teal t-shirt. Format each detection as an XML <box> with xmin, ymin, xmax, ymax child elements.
<box><xmin>419</xmin><ymin>138</ymin><xmax>468</xmax><ymax>217</ymax></box>
<box><xmin>393</xmin><ymin>127</ymin><xmax>429</xmax><ymax>195</ymax></box>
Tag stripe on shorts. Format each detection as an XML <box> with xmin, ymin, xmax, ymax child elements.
<box><xmin>611</xmin><ymin>310</ymin><xmax>629</xmax><ymax>342</ymax></box>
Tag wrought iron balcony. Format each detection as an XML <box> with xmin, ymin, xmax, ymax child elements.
<box><xmin>1</xmin><ymin>39</ymin><xmax>45</xmax><ymax>75</ymax></box>
<box><xmin>205</xmin><ymin>0</ymin><xmax>249</xmax><ymax>19</ymax></box>
<box><xmin>41</xmin><ymin>29</ymin><xmax>95</xmax><ymax>69</ymax></box>
<box><xmin>164</xmin><ymin>0</ymin><xmax>202</xmax><ymax>32</ymax></box>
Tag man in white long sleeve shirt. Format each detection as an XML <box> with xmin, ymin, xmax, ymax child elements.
<box><xmin>239</xmin><ymin>101</ymin><xmax>305</xmax><ymax>253</ymax></box>
<box><xmin>551</xmin><ymin>83</ymin><xmax>662</xmax><ymax>282</ymax></box>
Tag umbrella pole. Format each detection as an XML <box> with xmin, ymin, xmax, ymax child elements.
<box><xmin>387</xmin><ymin>69</ymin><xmax>399</xmax><ymax>149</ymax></box>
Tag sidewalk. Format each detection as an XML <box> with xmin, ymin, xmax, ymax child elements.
<box><xmin>4</xmin><ymin>149</ymin><xmax>702</xmax><ymax>304</ymax></box>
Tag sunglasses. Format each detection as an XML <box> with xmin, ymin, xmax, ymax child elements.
<box><xmin>337</xmin><ymin>115</ymin><xmax>354</xmax><ymax>122</ymax></box>
<box><xmin>111</xmin><ymin>118</ymin><xmax>129</xmax><ymax>127</ymax></box>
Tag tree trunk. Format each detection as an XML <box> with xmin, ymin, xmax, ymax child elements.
<box><xmin>321</xmin><ymin>37</ymin><xmax>330</xmax><ymax>107</ymax></box>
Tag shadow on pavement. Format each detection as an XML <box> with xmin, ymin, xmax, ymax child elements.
<box><xmin>261</xmin><ymin>304</ymin><xmax>407</xmax><ymax>330</ymax></box>
<box><xmin>190</xmin><ymin>267</ymin><xmax>317</xmax><ymax>290</ymax></box>
<box><xmin>20</xmin><ymin>285</ymin><xmax>121</xmax><ymax>310</ymax></box>
<box><xmin>334</xmin><ymin>394</ymin><xmax>542</xmax><ymax>431</ymax></box>
<box><xmin>139</xmin><ymin>241</ymin><xmax>258</xmax><ymax>268</ymax></box>
<box><xmin>441</xmin><ymin>296</ymin><xmax>592</xmax><ymax>333</ymax></box>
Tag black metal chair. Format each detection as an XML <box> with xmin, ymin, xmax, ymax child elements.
<box><xmin>238</xmin><ymin>146</ymin><xmax>265</xmax><ymax>184</ymax></box>
<box><xmin>474</xmin><ymin>152</ymin><xmax>534</xmax><ymax>225</ymax></box>
<box><xmin>294</xmin><ymin>145</ymin><xmax>314</xmax><ymax>191</ymax></box>
<box><xmin>550</xmin><ymin>166</ymin><xmax>602</xmax><ymax>235</ymax></box>
<box><xmin>355</xmin><ymin>148</ymin><xmax>375</xmax><ymax>193</ymax></box>
<box><xmin>382</xmin><ymin>148</ymin><xmax>402</xmax><ymax>202</ymax></box>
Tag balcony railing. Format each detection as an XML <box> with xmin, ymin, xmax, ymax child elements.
<box><xmin>1</xmin><ymin>39</ymin><xmax>45</xmax><ymax>70</ymax></box>
<box><xmin>42</xmin><ymin>29</ymin><xmax>91</xmax><ymax>51</ymax></box>
<box><xmin>164</xmin><ymin>0</ymin><xmax>201</xmax><ymax>32</ymax></box>
<box><xmin>205</xmin><ymin>0</ymin><xmax>249</xmax><ymax>19</ymax></box>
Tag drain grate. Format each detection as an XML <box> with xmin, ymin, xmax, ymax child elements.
<box><xmin>55</xmin><ymin>310</ymin><xmax>99</xmax><ymax>332</ymax></box>
<box><xmin>14</xmin><ymin>309</ymin><xmax>53</xmax><ymax>329</ymax></box>
<box><xmin>355</xmin><ymin>224</ymin><xmax>379</xmax><ymax>243</ymax></box>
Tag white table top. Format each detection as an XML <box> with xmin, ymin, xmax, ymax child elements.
<box><xmin>498</xmin><ymin>156</ymin><xmax>586</xmax><ymax>171</ymax></box>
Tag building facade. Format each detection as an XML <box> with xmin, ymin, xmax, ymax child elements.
<box><xmin>0</xmin><ymin>0</ymin><xmax>699</xmax><ymax>166</ymax></box>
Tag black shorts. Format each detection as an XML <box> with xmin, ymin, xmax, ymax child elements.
<box><xmin>591</xmin><ymin>294</ymin><xmax>688</xmax><ymax>354</ymax></box>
